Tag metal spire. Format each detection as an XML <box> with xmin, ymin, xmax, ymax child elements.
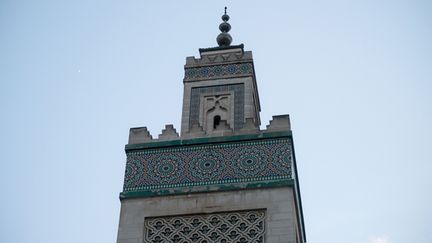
<box><xmin>217</xmin><ymin>6</ymin><xmax>232</xmax><ymax>47</ymax></box>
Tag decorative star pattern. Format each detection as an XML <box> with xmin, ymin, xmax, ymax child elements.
<box><xmin>123</xmin><ymin>138</ymin><xmax>293</xmax><ymax>192</ymax></box>
<box><xmin>184</xmin><ymin>63</ymin><xmax>253</xmax><ymax>81</ymax></box>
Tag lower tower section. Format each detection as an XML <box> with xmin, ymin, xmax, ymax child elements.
<box><xmin>117</xmin><ymin>118</ymin><xmax>306</xmax><ymax>243</ymax></box>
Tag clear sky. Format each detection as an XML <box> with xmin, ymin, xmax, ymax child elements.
<box><xmin>1</xmin><ymin>1</ymin><xmax>431</xmax><ymax>243</ymax></box>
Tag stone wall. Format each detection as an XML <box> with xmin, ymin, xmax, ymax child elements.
<box><xmin>117</xmin><ymin>187</ymin><xmax>299</xmax><ymax>243</ymax></box>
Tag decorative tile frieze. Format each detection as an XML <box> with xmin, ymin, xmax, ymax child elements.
<box><xmin>184</xmin><ymin>63</ymin><xmax>253</xmax><ymax>81</ymax></box>
<box><xmin>144</xmin><ymin>210</ymin><xmax>266</xmax><ymax>243</ymax></box>
<box><xmin>123</xmin><ymin>138</ymin><xmax>292</xmax><ymax>192</ymax></box>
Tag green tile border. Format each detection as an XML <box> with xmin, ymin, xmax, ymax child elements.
<box><xmin>120</xmin><ymin>178</ymin><xmax>294</xmax><ymax>200</ymax></box>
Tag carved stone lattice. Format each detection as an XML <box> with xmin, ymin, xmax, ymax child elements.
<box><xmin>144</xmin><ymin>210</ymin><xmax>266</xmax><ymax>243</ymax></box>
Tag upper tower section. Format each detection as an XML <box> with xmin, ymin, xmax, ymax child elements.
<box><xmin>181</xmin><ymin>8</ymin><xmax>261</xmax><ymax>136</ymax></box>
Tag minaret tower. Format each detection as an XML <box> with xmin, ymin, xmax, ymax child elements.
<box><xmin>117</xmin><ymin>8</ymin><xmax>306</xmax><ymax>243</ymax></box>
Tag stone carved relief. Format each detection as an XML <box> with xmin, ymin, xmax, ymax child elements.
<box><xmin>184</xmin><ymin>63</ymin><xmax>253</xmax><ymax>81</ymax></box>
<box><xmin>200</xmin><ymin>93</ymin><xmax>234</xmax><ymax>133</ymax></box>
<box><xmin>144</xmin><ymin>210</ymin><xmax>266</xmax><ymax>243</ymax></box>
<box><xmin>189</xmin><ymin>84</ymin><xmax>244</xmax><ymax>131</ymax></box>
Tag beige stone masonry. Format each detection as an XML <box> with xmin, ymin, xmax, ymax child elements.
<box><xmin>117</xmin><ymin>187</ymin><xmax>298</xmax><ymax>243</ymax></box>
<box><xmin>128</xmin><ymin>127</ymin><xmax>152</xmax><ymax>144</ymax></box>
<box><xmin>158</xmin><ymin>124</ymin><xmax>179</xmax><ymax>141</ymax></box>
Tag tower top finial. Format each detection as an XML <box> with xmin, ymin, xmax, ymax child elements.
<box><xmin>217</xmin><ymin>7</ymin><xmax>232</xmax><ymax>47</ymax></box>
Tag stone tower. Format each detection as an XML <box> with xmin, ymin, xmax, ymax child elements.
<box><xmin>117</xmin><ymin>8</ymin><xmax>306</xmax><ymax>243</ymax></box>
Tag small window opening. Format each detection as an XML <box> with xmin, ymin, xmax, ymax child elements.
<box><xmin>213</xmin><ymin>115</ymin><xmax>221</xmax><ymax>129</ymax></box>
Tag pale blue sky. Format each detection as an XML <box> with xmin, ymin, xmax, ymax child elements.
<box><xmin>1</xmin><ymin>1</ymin><xmax>431</xmax><ymax>243</ymax></box>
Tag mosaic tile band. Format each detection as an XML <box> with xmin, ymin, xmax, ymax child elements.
<box><xmin>184</xmin><ymin>63</ymin><xmax>253</xmax><ymax>81</ymax></box>
<box><xmin>123</xmin><ymin>138</ymin><xmax>292</xmax><ymax>192</ymax></box>
<box><xmin>144</xmin><ymin>210</ymin><xmax>266</xmax><ymax>243</ymax></box>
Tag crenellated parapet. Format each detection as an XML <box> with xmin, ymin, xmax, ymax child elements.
<box><xmin>128</xmin><ymin>114</ymin><xmax>291</xmax><ymax>145</ymax></box>
<box><xmin>158</xmin><ymin>124</ymin><xmax>179</xmax><ymax>141</ymax></box>
<box><xmin>266</xmin><ymin>115</ymin><xmax>291</xmax><ymax>132</ymax></box>
<box><xmin>128</xmin><ymin>127</ymin><xmax>152</xmax><ymax>144</ymax></box>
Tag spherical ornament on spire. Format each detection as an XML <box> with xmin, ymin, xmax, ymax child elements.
<box><xmin>219</xmin><ymin>22</ymin><xmax>231</xmax><ymax>32</ymax></box>
<box><xmin>222</xmin><ymin>14</ymin><xmax>229</xmax><ymax>21</ymax></box>
<box><xmin>217</xmin><ymin>33</ymin><xmax>232</xmax><ymax>47</ymax></box>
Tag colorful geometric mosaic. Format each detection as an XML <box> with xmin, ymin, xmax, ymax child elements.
<box><xmin>189</xmin><ymin>84</ymin><xmax>244</xmax><ymax>130</ymax></box>
<box><xmin>144</xmin><ymin>210</ymin><xmax>266</xmax><ymax>243</ymax></box>
<box><xmin>184</xmin><ymin>63</ymin><xmax>253</xmax><ymax>81</ymax></box>
<box><xmin>123</xmin><ymin>138</ymin><xmax>292</xmax><ymax>192</ymax></box>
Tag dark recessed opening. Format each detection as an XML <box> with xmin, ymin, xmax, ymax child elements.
<box><xmin>213</xmin><ymin>115</ymin><xmax>221</xmax><ymax>129</ymax></box>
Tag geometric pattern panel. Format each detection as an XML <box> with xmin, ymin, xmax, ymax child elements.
<box><xmin>184</xmin><ymin>63</ymin><xmax>253</xmax><ymax>81</ymax></box>
<box><xmin>124</xmin><ymin>138</ymin><xmax>292</xmax><ymax>192</ymax></box>
<box><xmin>144</xmin><ymin>210</ymin><xmax>265</xmax><ymax>243</ymax></box>
<box><xmin>189</xmin><ymin>84</ymin><xmax>244</xmax><ymax>130</ymax></box>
